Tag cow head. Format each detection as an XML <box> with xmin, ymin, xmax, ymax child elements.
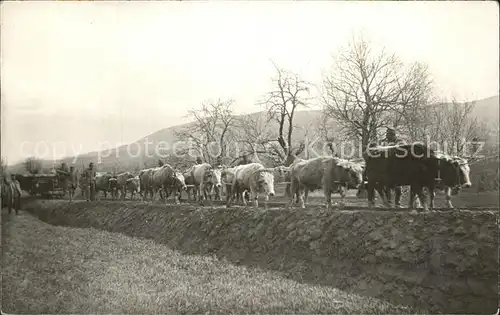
<box><xmin>339</xmin><ymin>162</ymin><xmax>364</xmax><ymax>190</ymax></box>
<box><xmin>436</xmin><ymin>153</ymin><xmax>472</xmax><ymax>191</ymax></box>
<box><xmin>173</xmin><ymin>172</ymin><xmax>187</xmax><ymax>191</ymax></box>
<box><xmin>453</xmin><ymin>157</ymin><xmax>472</xmax><ymax>189</ymax></box>
<box><xmin>439</xmin><ymin>156</ymin><xmax>472</xmax><ymax>191</ymax></box>
<box><xmin>256</xmin><ymin>170</ymin><xmax>275</xmax><ymax>197</ymax></box>
<box><xmin>211</xmin><ymin>168</ymin><xmax>222</xmax><ymax>189</ymax></box>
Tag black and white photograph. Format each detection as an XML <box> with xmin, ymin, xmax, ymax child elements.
<box><xmin>1</xmin><ymin>1</ymin><xmax>498</xmax><ymax>314</ymax></box>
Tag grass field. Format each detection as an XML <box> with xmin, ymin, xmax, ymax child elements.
<box><xmin>2</xmin><ymin>211</ymin><xmax>418</xmax><ymax>314</ymax></box>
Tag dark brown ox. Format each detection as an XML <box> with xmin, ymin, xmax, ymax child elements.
<box><xmin>226</xmin><ymin>163</ymin><xmax>276</xmax><ymax>209</ymax></box>
<box><xmin>115</xmin><ymin>172</ymin><xmax>134</xmax><ymax>200</ymax></box>
<box><xmin>191</xmin><ymin>163</ymin><xmax>222</xmax><ymax>203</ymax></box>
<box><xmin>287</xmin><ymin>156</ymin><xmax>364</xmax><ymax>210</ymax></box>
<box><xmin>390</xmin><ymin>153</ymin><xmax>472</xmax><ymax>209</ymax></box>
<box><xmin>94</xmin><ymin>173</ymin><xmax>118</xmax><ymax>200</ymax></box>
<box><xmin>364</xmin><ymin>143</ymin><xmax>440</xmax><ymax>212</ymax></box>
<box><xmin>355</xmin><ymin>160</ymin><xmax>389</xmax><ymax>202</ymax></box>
<box><xmin>151</xmin><ymin>164</ymin><xmax>187</xmax><ymax>204</ymax></box>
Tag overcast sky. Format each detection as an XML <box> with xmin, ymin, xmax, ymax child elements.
<box><xmin>1</xmin><ymin>1</ymin><xmax>498</xmax><ymax>164</ymax></box>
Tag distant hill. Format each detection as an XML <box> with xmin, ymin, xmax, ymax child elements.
<box><xmin>470</xmin><ymin>95</ymin><xmax>499</xmax><ymax>124</ymax></box>
<box><xmin>6</xmin><ymin>110</ymin><xmax>324</xmax><ymax>173</ymax></box>
<box><xmin>6</xmin><ymin>95</ymin><xmax>498</xmax><ymax>174</ymax></box>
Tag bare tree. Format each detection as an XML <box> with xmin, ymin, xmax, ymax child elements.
<box><xmin>317</xmin><ymin>113</ymin><xmax>347</xmax><ymax>157</ymax></box>
<box><xmin>259</xmin><ymin>61</ymin><xmax>312</xmax><ymax>159</ymax></box>
<box><xmin>234</xmin><ymin>113</ymin><xmax>286</xmax><ymax>166</ymax></box>
<box><xmin>444</xmin><ymin>101</ymin><xmax>488</xmax><ymax>155</ymax></box>
<box><xmin>174</xmin><ymin>99</ymin><xmax>237</xmax><ymax>165</ymax></box>
<box><xmin>423</xmin><ymin>100</ymin><xmax>490</xmax><ymax>155</ymax></box>
<box><xmin>321</xmin><ymin>37</ymin><xmax>433</xmax><ymax>152</ymax></box>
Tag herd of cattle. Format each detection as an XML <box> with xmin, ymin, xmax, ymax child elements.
<box><xmin>88</xmin><ymin>144</ymin><xmax>473</xmax><ymax>212</ymax></box>
<box><xmin>91</xmin><ymin>161</ymin><xmax>284</xmax><ymax>208</ymax></box>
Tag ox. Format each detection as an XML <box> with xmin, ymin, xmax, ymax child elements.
<box><xmin>226</xmin><ymin>163</ymin><xmax>276</xmax><ymax>209</ymax></box>
<box><xmin>191</xmin><ymin>163</ymin><xmax>222</xmax><ymax>203</ymax></box>
<box><xmin>392</xmin><ymin>153</ymin><xmax>472</xmax><ymax>209</ymax></box>
<box><xmin>150</xmin><ymin>164</ymin><xmax>187</xmax><ymax>205</ymax></box>
<box><xmin>207</xmin><ymin>166</ymin><xmax>223</xmax><ymax>201</ymax></box>
<box><xmin>139</xmin><ymin>168</ymin><xmax>157</xmax><ymax>201</ymax></box>
<box><xmin>124</xmin><ymin>176</ymin><xmax>141</xmax><ymax>200</ymax></box>
<box><xmin>94</xmin><ymin>173</ymin><xmax>118</xmax><ymax>200</ymax></box>
<box><xmin>162</xmin><ymin>169</ymin><xmax>192</xmax><ymax>203</ymax></box>
<box><xmin>221</xmin><ymin>166</ymin><xmax>252</xmax><ymax>204</ymax></box>
<box><xmin>283</xmin><ymin>154</ymin><xmax>307</xmax><ymax>204</ymax></box>
<box><xmin>221</xmin><ymin>166</ymin><xmax>238</xmax><ymax>203</ymax></box>
<box><xmin>287</xmin><ymin>156</ymin><xmax>364</xmax><ymax>210</ymax></box>
<box><xmin>364</xmin><ymin>143</ymin><xmax>441</xmax><ymax>212</ymax></box>
<box><xmin>354</xmin><ymin>158</ymin><xmax>427</xmax><ymax>208</ymax></box>
<box><xmin>115</xmin><ymin>172</ymin><xmax>135</xmax><ymax>200</ymax></box>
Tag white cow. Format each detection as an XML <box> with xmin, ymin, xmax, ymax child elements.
<box><xmin>226</xmin><ymin>163</ymin><xmax>276</xmax><ymax>209</ymax></box>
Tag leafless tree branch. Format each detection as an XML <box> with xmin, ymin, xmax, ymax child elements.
<box><xmin>258</xmin><ymin>61</ymin><xmax>312</xmax><ymax>160</ymax></box>
<box><xmin>321</xmin><ymin>37</ymin><xmax>433</xmax><ymax>151</ymax></box>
